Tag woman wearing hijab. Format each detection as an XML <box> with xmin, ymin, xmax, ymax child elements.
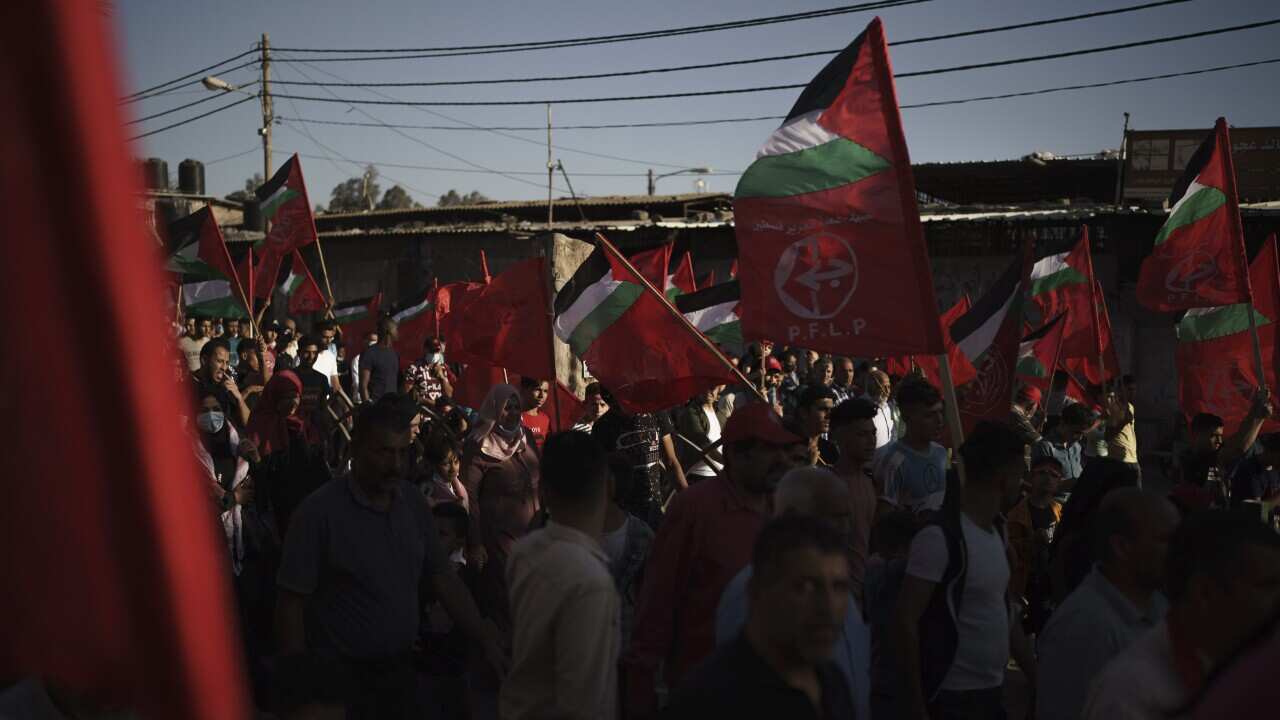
<box><xmin>246</xmin><ymin>370</ymin><xmax>330</xmax><ymax>537</ymax></box>
<box><xmin>461</xmin><ymin>384</ymin><xmax>540</xmax><ymax>702</ymax></box>
<box><xmin>194</xmin><ymin>389</ymin><xmax>250</xmax><ymax>507</ymax></box>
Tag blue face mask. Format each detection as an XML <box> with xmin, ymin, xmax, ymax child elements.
<box><xmin>197</xmin><ymin>410</ymin><xmax>226</xmax><ymax>434</ymax></box>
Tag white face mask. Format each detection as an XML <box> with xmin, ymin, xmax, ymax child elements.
<box><xmin>197</xmin><ymin>410</ymin><xmax>226</xmax><ymax>434</ymax></box>
<box><xmin>427</xmin><ymin>352</ymin><xmax>445</xmax><ymax>365</ymax></box>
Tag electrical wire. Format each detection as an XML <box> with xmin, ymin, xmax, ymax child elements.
<box><xmin>273</xmin><ymin>0</ymin><xmax>927</xmax><ymax>58</ymax></box>
<box><xmin>127</xmin><ymin>95</ymin><xmax>256</xmax><ymax>141</ymax></box>
<box><xmin>265</xmin><ymin>18</ymin><xmax>1280</xmax><ymax>107</ymax></box>
<box><xmin>205</xmin><ymin>147</ymin><xmax>261</xmax><ymax>165</ymax></box>
<box><xmin>268</xmin><ymin>0</ymin><xmax>1197</xmax><ymax>87</ymax></box>
<box><xmin>276</xmin><ymin>146</ymin><xmax>744</xmax><ymax>176</ymax></box>
<box><xmin>126</xmin><ymin>81</ymin><xmax>260</xmax><ymax>125</ymax></box>
<box><xmin>122</xmin><ymin>56</ymin><xmax>260</xmax><ymax>104</ymax></box>
<box><xmin>276</xmin><ymin>56</ymin><xmax>1280</xmax><ymax>131</ymax></box>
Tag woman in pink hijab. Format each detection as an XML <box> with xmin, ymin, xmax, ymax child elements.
<box><xmin>461</xmin><ymin>383</ymin><xmax>541</xmax><ymax>696</ymax></box>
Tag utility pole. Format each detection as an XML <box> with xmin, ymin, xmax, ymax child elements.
<box><xmin>647</xmin><ymin>168</ymin><xmax>655</xmax><ymax>196</ymax></box>
<box><xmin>260</xmin><ymin>33</ymin><xmax>273</xmax><ymax>206</ymax></box>
<box><xmin>546</xmin><ymin>103</ymin><xmax>554</xmax><ymax>228</ymax></box>
<box><xmin>1113</xmin><ymin>112</ymin><xmax>1130</xmax><ymax>208</ymax></box>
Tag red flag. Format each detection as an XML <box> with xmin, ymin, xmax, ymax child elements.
<box><xmin>1137</xmin><ymin>118</ymin><xmax>1251</xmax><ymax>312</ymax></box>
<box><xmin>338</xmin><ymin>292</ymin><xmax>383</xmax><ymax>357</ymax></box>
<box><xmin>733</xmin><ymin>18</ymin><xmax>944</xmax><ymax>357</ymax></box>
<box><xmin>452</xmin><ymin>359</ymin><xmax>510</xmax><ymax>409</ymax></box>
<box><xmin>1017</xmin><ymin>313</ymin><xmax>1069</xmax><ymax>395</ymax></box>
<box><xmin>892</xmin><ymin>295</ymin><xmax>976</xmax><ymax>388</ymax></box>
<box><xmin>390</xmin><ymin>284</ymin><xmax>438</xmax><ymax>370</ymax></box>
<box><xmin>480</xmin><ymin>248</ymin><xmax>492</xmax><ymax>284</ymax></box>
<box><xmin>1062</xmin><ymin>281</ymin><xmax>1121</xmax><ymax>386</ymax></box>
<box><xmin>953</xmin><ymin>245</ymin><xmax>1032</xmax><ymax>434</ymax></box>
<box><xmin>1176</xmin><ymin>234</ymin><xmax>1280</xmax><ymax>436</ymax></box>
<box><xmin>669</xmin><ymin>250</ymin><xmax>697</xmax><ymax>295</ymax></box>
<box><xmin>443</xmin><ymin>256</ymin><xmax>554</xmax><ymax>382</ymax></box>
<box><xmin>437</xmin><ymin>280</ymin><xmax>487</xmax><ymax>365</ymax></box>
<box><xmin>284</xmin><ymin>249</ymin><xmax>328</xmax><ymax>315</ymax></box>
<box><xmin>583</xmin><ymin>238</ymin><xmax>735</xmax><ymax>413</ymax></box>
<box><xmin>0</xmin><ymin>3</ymin><xmax>249</xmax><ymax>716</ymax></box>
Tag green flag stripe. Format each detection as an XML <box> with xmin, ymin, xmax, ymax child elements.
<box><xmin>1017</xmin><ymin>355</ymin><xmax>1049</xmax><ymax>378</ymax></box>
<box><xmin>1027</xmin><ymin>267</ymin><xmax>1089</xmax><ymax>297</ymax></box>
<box><xmin>1154</xmin><ymin>185</ymin><xmax>1227</xmax><ymax>246</ymax></box>
<box><xmin>566</xmin><ymin>283</ymin><xmax>645</xmax><ymax>357</ymax></box>
<box><xmin>734</xmin><ymin>136</ymin><xmax>891</xmax><ymax>199</ymax></box>
<box><xmin>261</xmin><ymin>187</ymin><xmax>301</xmax><ymax>218</ymax></box>
<box><xmin>704</xmin><ymin>321</ymin><xmax>743</xmax><ymax>349</ymax></box>
<box><xmin>1177</xmin><ymin>303</ymin><xmax>1272</xmax><ymax>343</ymax></box>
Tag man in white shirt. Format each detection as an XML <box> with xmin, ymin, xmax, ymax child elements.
<box><xmin>873</xmin><ymin>379</ymin><xmax>947</xmax><ymax>517</ymax></box>
<box><xmin>1083</xmin><ymin>510</ymin><xmax>1280</xmax><ymax>719</ymax></box>
<box><xmin>501</xmin><ymin>430</ymin><xmax>620</xmax><ymax>720</ymax></box>
<box><xmin>675</xmin><ymin>387</ymin><xmax>727</xmax><ymax>481</ymax></box>
<box><xmin>894</xmin><ymin>421</ymin><xmax>1036</xmax><ymax>720</ymax></box>
<box><xmin>864</xmin><ymin>369</ymin><xmax>900</xmax><ymax>448</ymax></box>
<box><xmin>177</xmin><ymin>316</ymin><xmax>210</xmax><ymax>372</ymax></box>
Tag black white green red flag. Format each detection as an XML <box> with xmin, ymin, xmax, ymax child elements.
<box><xmin>1137</xmin><ymin>118</ymin><xmax>1251</xmax><ymax>312</ymax></box>
<box><xmin>279</xmin><ymin>250</ymin><xmax>327</xmax><ymax>315</ymax></box>
<box><xmin>254</xmin><ymin>154</ymin><xmax>318</xmax><ymax>292</ymax></box>
<box><xmin>675</xmin><ymin>279</ymin><xmax>744</xmax><ymax>355</ymax></box>
<box><xmin>1017</xmin><ymin>312</ymin><xmax>1068</xmax><ymax>395</ymax></box>
<box><xmin>733</xmin><ymin>17</ymin><xmax>943</xmax><ymax>356</ymax></box>
<box><xmin>167</xmin><ymin>207</ymin><xmax>248</xmax><ymax>318</ymax></box>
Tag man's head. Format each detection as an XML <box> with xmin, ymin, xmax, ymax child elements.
<box><xmin>896</xmin><ymin>380</ymin><xmax>945</xmax><ymax>444</ymax></box>
<box><xmin>351</xmin><ymin>402</ymin><xmax>411</xmax><ymax>491</ymax></box>
<box><xmin>199</xmin><ymin>338</ymin><xmax>232</xmax><ymax>383</ymax></box>
<box><xmin>378</xmin><ymin>317</ymin><xmax>398</xmax><ymax>344</ymax></box>
<box><xmin>298</xmin><ymin>335</ymin><xmax>322</xmax><ymax>369</ymax></box>
<box><xmin>1189</xmin><ymin>412</ymin><xmax>1226</xmax><ymax>454</ymax></box>
<box><xmin>519</xmin><ymin>377</ymin><xmax>549</xmax><ymax>413</ymax></box>
<box><xmin>284</xmin><ymin>318</ymin><xmax>298</xmax><ymax>335</ymax></box>
<box><xmin>833</xmin><ymin>357</ymin><xmax>855</xmax><ymax>389</ymax></box>
<box><xmin>375</xmin><ymin>392</ymin><xmax>423</xmax><ymax>443</ymax></box>
<box><xmin>774</xmin><ymin>467</ymin><xmax>853</xmax><ymax>547</ymax></box>
<box><xmin>812</xmin><ymin>359</ymin><xmax>834</xmax><ymax>387</ymax></box>
<box><xmin>238</xmin><ymin>342</ymin><xmax>261</xmax><ymax>372</ymax></box>
<box><xmin>746</xmin><ymin>516</ymin><xmax>851</xmax><ymax>668</ymax></box>
<box><xmin>263</xmin><ymin>321</ymin><xmax>280</xmax><ymax>345</ymax></box>
<box><xmin>226</xmin><ymin>318</ymin><xmax>241</xmax><ymax>338</ymax></box>
<box><xmin>317</xmin><ymin>320</ymin><xmax>337</xmax><ymax>350</ymax></box>
<box><xmin>432</xmin><ymin>502</ymin><xmax>469</xmax><ymax>556</ymax></box>
<box><xmin>540</xmin><ymin>431</ymin><xmax>610</xmax><ymax>522</ymax></box>
<box><xmin>783</xmin><ymin>352</ymin><xmax>799</xmax><ymax>374</ymax></box>
<box><xmin>795</xmin><ymin>385</ymin><xmax>837</xmax><ymax>439</ymax></box>
<box><xmin>197</xmin><ymin>318</ymin><xmax>212</xmax><ymax>339</ymax></box>
<box><xmin>1092</xmin><ymin>488</ymin><xmax>1180</xmax><ymax>592</ymax></box>
<box><xmin>695</xmin><ymin>385</ymin><xmax>723</xmax><ymax>408</ymax></box>
<box><xmin>723</xmin><ymin>403</ymin><xmax>806</xmax><ymax>495</ymax></box>
<box><xmin>865</xmin><ymin>369</ymin><xmax>893</xmax><ymax>405</ymax></box>
<box><xmin>581</xmin><ymin>382</ymin><xmax>608</xmax><ymax>423</ymax></box>
<box><xmin>184</xmin><ymin>316</ymin><xmax>197</xmax><ymax>337</ymax></box>
<box><xmin>830</xmin><ymin>397</ymin><xmax>878</xmax><ymax>467</ymax></box>
<box><xmin>959</xmin><ymin>421</ymin><xmax>1028</xmax><ymax>506</ymax></box>
<box><xmin>1056</xmin><ymin>402</ymin><xmax>1093</xmax><ymax>445</ymax></box>
<box><xmin>1029</xmin><ymin>456</ymin><xmax>1063</xmax><ymax>498</ymax></box>
<box><xmin>1165</xmin><ymin>509</ymin><xmax>1280</xmax><ymax>662</ymax></box>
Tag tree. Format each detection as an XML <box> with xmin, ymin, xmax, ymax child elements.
<box><xmin>377</xmin><ymin>185</ymin><xmax>417</xmax><ymax>210</ymax></box>
<box><xmin>225</xmin><ymin>173</ymin><xmax>264</xmax><ymax>203</ymax></box>
<box><xmin>437</xmin><ymin>189</ymin><xmax>492</xmax><ymax>207</ymax></box>
<box><xmin>328</xmin><ymin>165</ymin><xmax>381</xmax><ymax>213</ymax></box>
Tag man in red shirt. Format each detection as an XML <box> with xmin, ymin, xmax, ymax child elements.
<box><xmin>519</xmin><ymin>377</ymin><xmax>551</xmax><ymax>451</ymax></box>
<box><xmin>624</xmin><ymin>403</ymin><xmax>807</xmax><ymax>717</ymax></box>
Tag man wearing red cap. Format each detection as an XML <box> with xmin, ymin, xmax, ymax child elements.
<box><xmin>624</xmin><ymin>404</ymin><xmax>807</xmax><ymax>718</ymax></box>
<box><xmin>1008</xmin><ymin>385</ymin><xmax>1043</xmax><ymax>447</ymax></box>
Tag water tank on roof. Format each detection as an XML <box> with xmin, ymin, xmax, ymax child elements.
<box><xmin>142</xmin><ymin>158</ymin><xmax>168</xmax><ymax>190</ymax></box>
<box><xmin>178</xmin><ymin>159</ymin><xmax>205</xmax><ymax>195</ymax></box>
<box><xmin>242</xmin><ymin>199</ymin><xmax>263</xmax><ymax>231</ymax></box>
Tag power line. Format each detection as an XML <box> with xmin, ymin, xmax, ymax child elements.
<box><xmin>268</xmin><ymin>0</ymin><xmax>1196</xmax><ymax>88</ymax></box>
<box><xmin>273</xmin><ymin>0</ymin><xmax>927</xmax><ymax>59</ymax></box>
<box><xmin>276</xmin><ymin>115</ymin><xmax>781</xmax><ymax>132</ymax></box>
<box><xmin>126</xmin><ymin>81</ymin><xmax>260</xmax><ymax>125</ymax></box>
<box><xmin>127</xmin><ymin>95</ymin><xmax>256</xmax><ymax>141</ymax></box>
<box><xmin>122</xmin><ymin>55</ymin><xmax>260</xmax><ymax>104</ymax></box>
<box><xmin>277</xmin><ymin>56</ymin><xmax>1280</xmax><ymax>131</ymax></box>
<box><xmin>205</xmin><ymin>147</ymin><xmax>261</xmax><ymax>165</ymax></box>
<box><xmin>277</xmin><ymin>146</ymin><xmax>744</xmax><ymax>176</ymax></box>
<box><xmin>280</xmin><ymin>62</ymin><xmax>576</xmax><ymax>195</ymax></box>
<box><xmin>265</xmin><ymin>19</ymin><xmax>1280</xmax><ymax>107</ymax></box>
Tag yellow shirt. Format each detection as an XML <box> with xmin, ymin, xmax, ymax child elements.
<box><xmin>1108</xmin><ymin>403</ymin><xmax>1139</xmax><ymax>463</ymax></box>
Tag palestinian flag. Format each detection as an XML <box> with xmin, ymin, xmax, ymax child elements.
<box><xmin>554</xmin><ymin>244</ymin><xmax>670</xmax><ymax>357</ymax></box>
<box><xmin>167</xmin><ymin>207</ymin><xmax>247</xmax><ymax>318</ymax></box>
<box><xmin>887</xmin><ymin>295</ymin><xmax>978</xmax><ymax>388</ymax></box>
<box><xmin>390</xmin><ymin>282</ymin><xmax>438</xmax><ymax>369</ymax></box>
<box><xmin>555</xmin><ymin>235</ymin><xmax>732</xmax><ymax>413</ymax></box>
<box><xmin>733</xmin><ymin>17</ymin><xmax>943</xmax><ymax>357</ymax></box>
<box><xmin>951</xmin><ymin>246</ymin><xmax>1032</xmax><ymax>433</ymax></box>
<box><xmin>1176</xmin><ymin>233</ymin><xmax>1280</xmax><ymax>436</ymax></box>
<box><xmin>333</xmin><ymin>293</ymin><xmax>382</xmax><ymax>356</ymax></box>
<box><xmin>675</xmin><ymin>279</ymin><xmax>743</xmax><ymax>354</ymax></box>
<box><xmin>1137</xmin><ymin>117</ymin><xmax>1251</xmax><ymax>312</ymax></box>
<box><xmin>254</xmin><ymin>154</ymin><xmax>319</xmax><ymax>292</ymax></box>
<box><xmin>1029</xmin><ymin>226</ymin><xmax>1093</xmax><ymax>325</ymax></box>
<box><xmin>280</xmin><ymin>250</ymin><xmax>328</xmax><ymax>314</ymax></box>
<box><xmin>667</xmin><ymin>250</ymin><xmax>697</xmax><ymax>299</ymax></box>
<box><xmin>1017</xmin><ymin>312</ymin><xmax>1068</xmax><ymax>394</ymax></box>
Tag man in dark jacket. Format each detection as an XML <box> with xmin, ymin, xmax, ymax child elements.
<box><xmin>673</xmin><ymin>386</ymin><xmax>729</xmax><ymax>484</ymax></box>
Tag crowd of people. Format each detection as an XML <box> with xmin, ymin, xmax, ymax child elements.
<box><xmin>176</xmin><ymin>312</ymin><xmax>1280</xmax><ymax>719</ymax></box>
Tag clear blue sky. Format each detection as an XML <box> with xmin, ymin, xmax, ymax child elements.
<box><xmin>115</xmin><ymin>0</ymin><xmax>1279</xmax><ymax>205</ymax></box>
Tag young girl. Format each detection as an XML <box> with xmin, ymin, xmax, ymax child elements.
<box><xmin>421</xmin><ymin>435</ymin><xmax>469</xmax><ymax>511</ymax></box>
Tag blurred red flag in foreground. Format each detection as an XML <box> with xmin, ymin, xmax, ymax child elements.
<box><xmin>0</xmin><ymin>3</ymin><xmax>249</xmax><ymax>718</ymax></box>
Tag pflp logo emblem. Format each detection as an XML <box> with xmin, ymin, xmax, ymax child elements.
<box><xmin>964</xmin><ymin>351</ymin><xmax>1009</xmax><ymax>416</ymax></box>
<box><xmin>1164</xmin><ymin>250</ymin><xmax>1218</xmax><ymax>295</ymax></box>
<box><xmin>773</xmin><ymin>232</ymin><xmax>858</xmax><ymax>320</ymax></box>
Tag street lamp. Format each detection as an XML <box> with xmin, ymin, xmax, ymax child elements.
<box><xmin>202</xmin><ymin>75</ymin><xmax>248</xmax><ymax>94</ymax></box>
<box><xmin>648</xmin><ymin>167</ymin><xmax>713</xmax><ymax>195</ymax></box>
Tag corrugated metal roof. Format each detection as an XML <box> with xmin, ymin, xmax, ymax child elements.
<box><xmin>317</xmin><ymin>192</ymin><xmax>728</xmax><ymax>220</ymax></box>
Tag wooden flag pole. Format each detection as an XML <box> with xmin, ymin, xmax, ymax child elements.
<box><xmin>542</xmin><ymin>236</ymin><xmax>563</xmax><ymax>429</ymax></box>
<box><xmin>594</xmin><ymin>233</ymin><xmax>768</xmax><ymax>404</ymax></box>
<box><xmin>175</xmin><ymin>284</ymin><xmax>184</xmax><ymax>326</ymax></box>
<box><xmin>314</xmin><ymin>237</ymin><xmax>338</xmax><ymax>310</ymax></box>
<box><xmin>937</xmin><ymin>353</ymin><xmax>969</xmax><ymax>488</ymax></box>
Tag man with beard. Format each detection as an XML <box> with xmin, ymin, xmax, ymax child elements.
<box><xmin>831</xmin><ymin>356</ymin><xmax>857</xmax><ymax>406</ymax></box>
<box><xmin>625</xmin><ymin>404</ymin><xmax>806</xmax><ymax>718</ymax></box>
<box><xmin>193</xmin><ymin>338</ymin><xmax>250</xmax><ymax>428</ymax></box>
<box><xmin>788</xmin><ymin>384</ymin><xmax>839</xmax><ymax>467</ymax></box>
<box><xmin>275</xmin><ymin>403</ymin><xmax>507</xmax><ymax>718</ymax></box>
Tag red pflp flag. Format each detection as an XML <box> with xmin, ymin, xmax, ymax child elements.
<box><xmin>444</xmin><ymin>256</ymin><xmax>555</xmax><ymax>382</ymax></box>
<box><xmin>437</xmin><ymin>280</ymin><xmax>487</xmax><ymax>366</ymax></box>
<box><xmin>0</xmin><ymin>2</ymin><xmax>249</xmax><ymax>716</ymax></box>
<box><xmin>1137</xmin><ymin>118</ymin><xmax>1252</xmax><ymax>312</ymax></box>
<box><xmin>889</xmin><ymin>295</ymin><xmax>976</xmax><ymax>388</ymax></box>
<box><xmin>733</xmin><ymin>18</ymin><xmax>944</xmax><ymax>356</ymax></box>
<box><xmin>1176</xmin><ymin>234</ymin><xmax>1280</xmax><ymax>436</ymax></box>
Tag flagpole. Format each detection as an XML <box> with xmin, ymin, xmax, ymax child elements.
<box><xmin>542</xmin><ymin>237</ymin><xmax>563</xmax><ymax>429</ymax></box>
<box><xmin>313</xmin><ymin>237</ymin><xmax>338</xmax><ymax>310</ymax></box>
<box><xmin>1221</xmin><ymin>119</ymin><xmax>1268</xmax><ymax>391</ymax></box>
<box><xmin>243</xmin><ymin>245</ymin><xmax>260</xmax><ymax>339</ymax></box>
<box><xmin>938</xmin><ymin>353</ymin><xmax>966</xmax><ymax>448</ymax></box>
<box><xmin>594</xmin><ymin>233</ymin><xmax>768</xmax><ymax>404</ymax></box>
